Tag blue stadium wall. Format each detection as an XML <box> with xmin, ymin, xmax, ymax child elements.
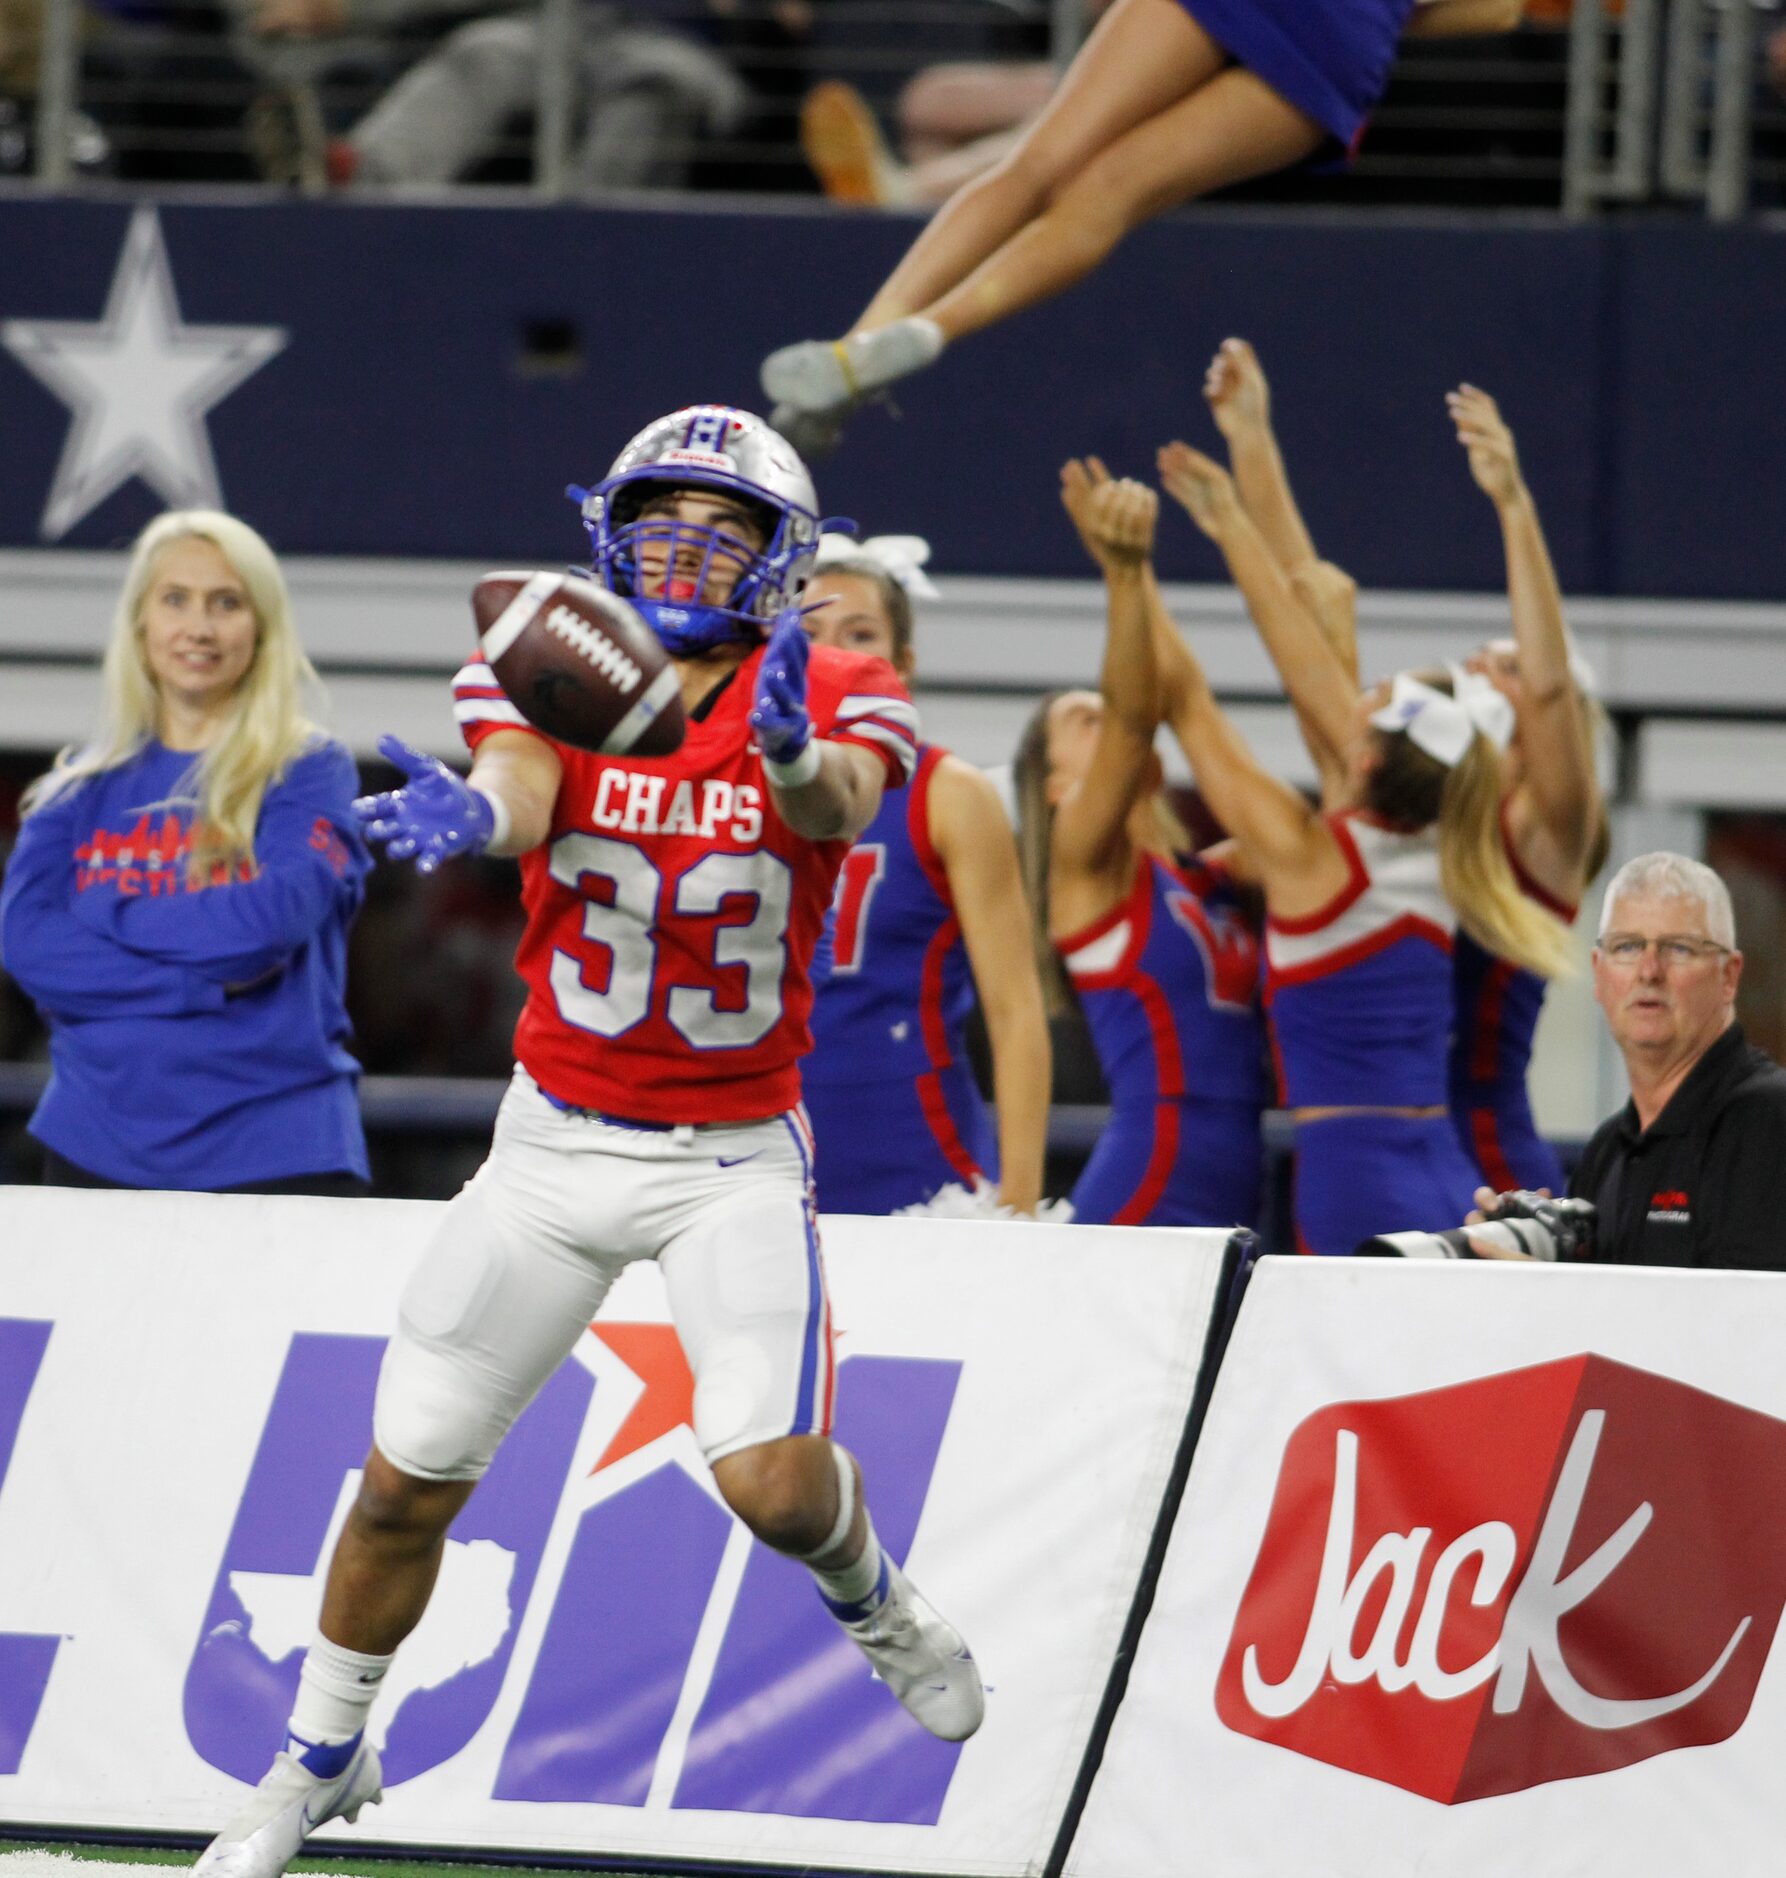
<box><xmin>2</xmin><ymin>193</ymin><xmax>1782</xmax><ymax>598</ymax></box>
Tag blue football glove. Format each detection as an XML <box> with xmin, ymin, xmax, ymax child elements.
<box><xmin>353</xmin><ymin>734</ymin><xmax>495</xmax><ymax>875</ymax></box>
<box><xmin>750</xmin><ymin>608</ymin><xmax>816</xmax><ymax>772</ymax></box>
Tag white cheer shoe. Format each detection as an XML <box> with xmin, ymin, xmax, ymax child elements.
<box><xmin>760</xmin><ymin>319</ymin><xmax>941</xmax><ymax>416</ymax></box>
<box><xmin>194</xmin><ymin>1739</ymin><xmax>383</xmax><ymax>1878</ymax></box>
<box><xmin>840</xmin><ymin>1560</ymin><xmax>984</xmax><ymax>1742</ymax></box>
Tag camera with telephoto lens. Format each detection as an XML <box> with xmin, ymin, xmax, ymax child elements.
<box><xmin>1355</xmin><ymin>1191</ymin><xmax>1597</xmax><ymax>1263</ymax></box>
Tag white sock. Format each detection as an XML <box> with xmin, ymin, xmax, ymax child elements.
<box><xmin>802</xmin><ymin>1445</ymin><xmax>890</xmax><ymax>1620</ymax></box>
<box><xmin>847</xmin><ymin>317</ymin><xmax>945</xmax><ymax>390</ymax></box>
<box><xmin>893</xmin><ymin>315</ymin><xmax>947</xmax><ymax>362</ymax></box>
<box><xmin>286</xmin><ymin>1633</ymin><xmax>393</xmax><ymax>1769</ymax></box>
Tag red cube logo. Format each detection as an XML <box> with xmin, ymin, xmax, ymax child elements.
<box><xmin>1215</xmin><ymin>1355</ymin><xmax>1786</xmax><ymax>1801</ymax></box>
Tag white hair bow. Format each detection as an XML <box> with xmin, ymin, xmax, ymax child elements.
<box><xmin>1447</xmin><ymin>665</ymin><xmax>1516</xmax><ymax>751</ymax></box>
<box><xmin>1369</xmin><ymin>670</ymin><xmax>1514</xmax><ymax>768</ymax></box>
<box><xmin>813</xmin><ymin>532</ymin><xmax>941</xmax><ymax>600</ymax></box>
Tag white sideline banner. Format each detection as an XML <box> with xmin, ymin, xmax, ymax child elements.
<box><xmin>1069</xmin><ymin>1255</ymin><xmax>1786</xmax><ymax>1878</ymax></box>
<box><xmin>0</xmin><ymin>1189</ymin><xmax>1230</xmax><ymax>1878</ymax></box>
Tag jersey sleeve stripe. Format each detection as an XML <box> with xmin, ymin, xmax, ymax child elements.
<box><xmin>452</xmin><ymin>657</ymin><xmax>501</xmax><ymax>689</ymax></box>
<box><xmin>832</xmin><ymin>716</ymin><xmax>918</xmax><ymax>756</ymax></box>
<box><xmin>835</xmin><ymin>694</ymin><xmax>920</xmax><ymax>733</ymax></box>
<box><xmin>454</xmin><ymin>697</ymin><xmax>531</xmax><ymax>728</ymax></box>
<box><xmin>831</xmin><ymin>723</ymin><xmax>920</xmax><ymax>780</ymax></box>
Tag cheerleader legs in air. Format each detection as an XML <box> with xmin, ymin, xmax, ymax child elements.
<box><xmin>762</xmin><ymin>0</ymin><xmax>1316</xmax><ymax>451</ymax></box>
<box><xmin>761</xmin><ymin>0</ymin><xmax>1520</xmax><ymax>451</ymax></box>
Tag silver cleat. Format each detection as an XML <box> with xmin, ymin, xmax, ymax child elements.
<box><xmin>194</xmin><ymin>1740</ymin><xmax>383</xmax><ymax>1878</ymax></box>
<box><xmin>839</xmin><ymin>1561</ymin><xmax>984</xmax><ymax>1742</ymax></box>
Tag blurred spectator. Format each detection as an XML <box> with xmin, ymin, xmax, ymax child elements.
<box><xmin>236</xmin><ymin>0</ymin><xmax>747</xmax><ymax>190</ymax></box>
<box><xmin>0</xmin><ymin>0</ymin><xmax>33</xmax><ymax>88</ymax></box>
<box><xmin>1</xmin><ymin>0</ymin><xmax>114</xmax><ymax>175</ymax></box>
<box><xmin>0</xmin><ymin>510</ymin><xmax>371</xmax><ymax>1195</ymax></box>
<box><xmin>800</xmin><ymin>0</ymin><xmax>1112</xmax><ymax>209</ymax></box>
<box><xmin>75</xmin><ymin>0</ymin><xmax>264</xmax><ymax>183</ymax></box>
<box><xmin>801</xmin><ymin>70</ymin><xmax>1040</xmax><ymax>209</ymax></box>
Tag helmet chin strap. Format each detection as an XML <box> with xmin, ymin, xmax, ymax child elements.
<box><xmin>631</xmin><ymin>596</ymin><xmax>760</xmax><ymax>656</ymax></box>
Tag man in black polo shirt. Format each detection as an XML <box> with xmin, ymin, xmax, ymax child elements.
<box><xmin>1477</xmin><ymin>851</ymin><xmax>1786</xmax><ymax>1269</ymax></box>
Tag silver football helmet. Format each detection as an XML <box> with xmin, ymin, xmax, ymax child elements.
<box><xmin>573</xmin><ymin>405</ymin><xmax>830</xmax><ymax>654</ymax></box>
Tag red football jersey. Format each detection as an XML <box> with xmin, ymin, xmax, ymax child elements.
<box><xmin>453</xmin><ymin>641</ymin><xmax>919</xmax><ymax>1123</ymax></box>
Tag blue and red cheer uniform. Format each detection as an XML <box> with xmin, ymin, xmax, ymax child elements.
<box><xmin>804</xmin><ymin>744</ymin><xmax>996</xmax><ymax>1212</ymax></box>
<box><xmin>1450</xmin><ymin>822</ymin><xmax>1574</xmax><ymax>1194</ymax></box>
<box><xmin>1058</xmin><ymin>851</ymin><xmax>1266</xmax><ymax>1227</ymax></box>
<box><xmin>1180</xmin><ymin>0</ymin><xmax>1422</xmax><ymax>155</ymax></box>
<box><xmin>1267</xmin><ymin>812</ymin><xmax>1482</xmax><ymax>1256</ymax></box>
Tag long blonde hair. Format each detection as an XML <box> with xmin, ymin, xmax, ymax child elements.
<box><xmin>1365</xmin><ymin>672</ymin><xmax>1573</xmax><ymax>980</ymax></box>
<box><xmin>1012</xmin><ymin>691</ymin><xmax>1193</xmax><ymax>1017</ymax></box>
<box><xmin>1013</xmin><ymin>695</ymin><xmax>1070</xmax><ymax>1015</ymax></box>
<box><xmin>23</xmin><ymin>511</ymin><xmax>324</xmax><ymax>880</ymax></box>
<box><xmin>1507</xmin><ymin>678</ymin><xmax>1612</xmax><ymax>887</ymax></box>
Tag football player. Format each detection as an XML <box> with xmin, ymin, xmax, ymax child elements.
<box><xmin>195</xmin><ymin>406</ymin><xmax>983</xmax><ymax>1878</ymax></box>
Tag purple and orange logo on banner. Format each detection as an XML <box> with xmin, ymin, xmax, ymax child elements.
<box><xmin>1216</xmin><ymin>1354</ymin><xmax>1786</xmax><ymax>1801</ymax></box>
<box><xmin>0</xmin><ymin>1318</ymin><xmax>60</xmax><ymax>1775</ymax></box>
<box><xmin>180</xmin><ymin>1326</ymin><xmax>965</xmax><ymax>1823</ymax></box>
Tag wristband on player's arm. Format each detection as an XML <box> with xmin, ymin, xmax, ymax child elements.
<box><xmin>469</xmin><ymin>783</ymin><xmax>513</xmax><ymax>849</ymax></box>
<box><xmin>763</xmin><ymin>741</ymin><xmax>823</xmax><ymax>789</ymax></box>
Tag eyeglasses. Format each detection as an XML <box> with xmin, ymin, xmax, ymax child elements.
<box><xmin>1599</xmin><ymin>934</ymin><xmax>1731</xmax><ymax>968</ymax></box>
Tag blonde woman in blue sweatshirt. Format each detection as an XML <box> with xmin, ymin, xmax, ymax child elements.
<box><xmin>0</xmin><ymin>511</ymin><xmax>370</xmax><ymax>1192</ymax></box>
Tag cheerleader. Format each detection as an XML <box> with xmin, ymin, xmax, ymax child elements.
<box><xmin>1012</xmin><ymin>467</ymin><xmax>1267</xmax><ymax>1227</ymax></box>
<box><xmin>760</xmin><ymin>0</ymin><xmax>1524</xmax><ymax>451</ymax></box>
<box><xmin>801</xmin><ymin>537</ymin><xmax>1051</xmax><ymax>1213</ymax></box>
<box><xmin>1154</xmin><ymin>443</ymin><xmax>1571</xmax><ymax>1255</ymax></box>
<box><xmin>1201</xmin><ymin>341</ymin><xmax>1606</xmax><ymax>1196</ymax></box>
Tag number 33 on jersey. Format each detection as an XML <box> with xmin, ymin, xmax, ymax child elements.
<box><xmin>454</xmin><ymin>640</ymin><xmax>919</xmax><ymax>1125</ymax></box>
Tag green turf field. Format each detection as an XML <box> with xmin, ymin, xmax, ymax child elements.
<box><xmin>0</xmin><ymin>1848</ymin><xmax>671</xmax><ymax>1878</ymax></box>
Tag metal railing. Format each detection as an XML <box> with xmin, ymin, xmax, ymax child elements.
<box><xmin>14</xmin><ymin>0</ymin><xmax>1780</xmax><ymax>210</ymax></box>
<box><xmin>16</xmin><ymin>0</ymin><xmax>1064</xmax><ymax>194</ymax></box>
<box><xmin>1564</xmin><ymin>0</ymin><xmax>1781</xmax><ymax>217</ymax></box>
<box><xmin>3</xmin><ymin>0</ymin><xmax>1596</xmax><ymax>206</ymax></box>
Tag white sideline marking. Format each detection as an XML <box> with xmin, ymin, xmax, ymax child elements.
<box><xmin>0</xmin><ymin>1858</ymin><xmax>162</xmax><ymax>1878</ymax></box>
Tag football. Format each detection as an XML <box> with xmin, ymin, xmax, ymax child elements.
<box><xmin>471</xmin><ymin>570</ymin><xmax>685</xmax><ymax>757</ymax></box>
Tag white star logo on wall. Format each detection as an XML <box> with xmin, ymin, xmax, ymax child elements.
<box><xmin>1</xmin><ymin>206</ymin><xmax>288</xmax><ymax>541</ymax></box>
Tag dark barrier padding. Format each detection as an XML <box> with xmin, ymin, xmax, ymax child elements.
<box><xmin>1</xmin><ymin>195</ymin><xmax>1783</xmax><ymax>596</ymax></box>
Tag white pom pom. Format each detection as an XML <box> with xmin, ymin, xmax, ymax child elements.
<box><xmin>894</xmin><ymin>1179</ymin><xmax>1008</xmax><ymax>1220</ymax></box>
<box><xmin>891</xmin><ymin>1180</ymin><xmax>1076</xmax><ymax>1222</ymax></box>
